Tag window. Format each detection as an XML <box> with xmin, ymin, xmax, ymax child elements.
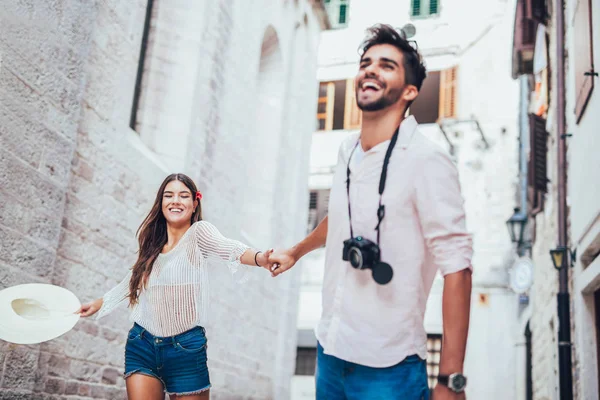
<box><xmin>130</xmin><ymin>0</ymin><xmax>156</xmax><ymax>131</ymax></box>
<box><xmin>511</xmin><ymin>0</ymin><xmax>538</xmax><ymax>78</ymax></box>
<box><xmin>307</xmin><ymin>190</ymin><xmax>330</xmax><ymax>234</ymax></box>
<box><xmin>409</xmin><ymin>66</ymin><xmax>458</xmax><ymax>124</ymax></box>
<box><xmin>411</xmin><ymin>0</ymin><xmax>440</xmax><ymax>18</ymax></box>
<box><xmin>527</xmin><ymin>113</ymin><xmax>548</xmax><ymax>212</ymax></box>
<box><xmin>426</xmin><ymin>334</ymin><xmax>442</xmax><ymax>389</ymax></box>
<box><xmin>573</xmin><ymin>0</ymin><xmax>594</xmax><ymax>122</ymax></box>
<box><xmin>295</xmin><ymin>347</ymin><xmax>317</xmax><ymax>375</ymax></box>
<box><xmin>316</xmin><ymin>80</ymin><xmax>362</xmax><ymax>131</ymax></box>
<box><xmin>324</xmin><ymin>0</ymin><xmax>350</xmax><ymax>29</ymax></box>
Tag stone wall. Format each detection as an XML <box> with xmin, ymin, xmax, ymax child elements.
<box><xmin>0</xmin><ymin>0</ymin><xmax>324</xmax><ymax>399</ymax></box>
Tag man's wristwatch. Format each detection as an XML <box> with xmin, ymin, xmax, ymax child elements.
<box><xmin>437</xmin><ymin>373</ymin><xmax>467</xmax><ymax>393</ymax></box>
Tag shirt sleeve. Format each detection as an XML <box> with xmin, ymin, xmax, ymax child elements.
<box><xmin>414</xmin><ymin>149</ymin><xmax>473</xmax><ymax>276</ymax></box>
<box><xmin>95</xmin><ymin>270</ymin><xmax>132</xmax><ymax>320</ymax></box>
<box><xmin>194</xmin><ymin>221</ymin><xmax>251</xmax><ymax>282</ymax></box>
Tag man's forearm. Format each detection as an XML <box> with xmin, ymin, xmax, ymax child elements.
<box><xmin>439</xmin><ymin>269</ymin><xmax>472</xmax><ymax>374</ymax></box>
<box><xmin>290</xmin><ymin>216</ymin><xmax>328</xmax><ymax>261</ymax></box>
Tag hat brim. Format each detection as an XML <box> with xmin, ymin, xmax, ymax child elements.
<box><xmin>0</xmin><ymin>284</ymin><xmax>81</xmax><ymax>345</ymax></box>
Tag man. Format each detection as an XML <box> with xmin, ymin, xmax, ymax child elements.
<box><xmin>270</xmin><ymin>24</ymin><xmax>472</xmax><ymax>400</ymax></box>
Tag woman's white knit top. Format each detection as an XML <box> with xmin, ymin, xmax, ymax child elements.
<box><xmin>96</xmin><ymin>221</ymin><xmax>249</xmax><ymax>337</ymax></box>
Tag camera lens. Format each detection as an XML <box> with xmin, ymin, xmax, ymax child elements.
<box><xmin>348</xmin><ymin>247</ymin><xmax>363</xmax><ymax>269</ymax></box>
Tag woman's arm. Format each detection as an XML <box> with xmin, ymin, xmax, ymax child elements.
<box><xmin>78</xmin><ymin>271</ymin><xmax>132</xmax><ymax>319</ymax></box>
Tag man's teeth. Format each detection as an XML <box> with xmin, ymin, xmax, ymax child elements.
<box><xmin>363</xmin><ymin>82</ymin><xmax>381</xmax><ymax>90</ymax></box>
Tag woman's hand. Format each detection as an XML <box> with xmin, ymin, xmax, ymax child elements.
<box><xmin>76</xmin><ymin>298</ymin><xmax>103</xmax><ymax>318</ymax></box>
<box><xmin>255</xmin><ymin>248</ymin><xmax>275</xmax><ymax>272</ymax></box>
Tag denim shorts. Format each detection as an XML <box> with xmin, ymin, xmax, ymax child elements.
<box><xmin>124</xmin><ymin>323</ymin><xmax>210</xmax><ymax>396</ymax></box>
<box><xmin>316</xmin><ymin>342</ymin><xmax>430</xmax><ymax>400</ymax></box>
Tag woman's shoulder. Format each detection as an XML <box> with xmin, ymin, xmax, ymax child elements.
<box><xmin>191</xmin><ymin>220</ymin><xmax>218</xmax><ymax>235</ymax></box>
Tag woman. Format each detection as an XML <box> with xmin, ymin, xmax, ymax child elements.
<box><xmin>77</xmin><ymin>173</ymin><xmax>273</xmax><ymax>400</ymax></box>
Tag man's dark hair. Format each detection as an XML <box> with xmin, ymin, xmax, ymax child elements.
<box><xmin>359</xmin><ymin>24</ymin><xmax>427</xmax><ymax>91</ymax></box>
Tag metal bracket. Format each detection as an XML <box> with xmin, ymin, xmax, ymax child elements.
<box><xmin>560</xmin><ymin>133</ymin><xmax>573</xmax><ymax>139</ymax></box>
<box><xmin>584</xmin><ymin>70</ymin><xmax>599</xmax><ymax>77</ymax></box>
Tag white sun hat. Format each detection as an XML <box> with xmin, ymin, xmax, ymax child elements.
<box><xmin>0</xmin><ymin>283</ymin><xmax>81</xmax><ymax>345</ymax></box>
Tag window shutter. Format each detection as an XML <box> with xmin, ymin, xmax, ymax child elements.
<box><xmin>344</xmin><ymin>79</ymin><xmax>362</xmax><ymax>129</ymax></box>
<box><xmin>439</xmin><ymin>66</ymin><xmax>458</xmax><ymax>120</ymax></box>
<box><xmin>411</xmin><ymin>0</ymin><xmax>421</xmax><ymax>16</ymax></box>
<box><xmin>430</xmin><ymin>0</ymin><xmax>439</xmax><ymax>15</ymax></box>
<box><xmin>574</xmin><ymin>0</ymin><xmax>594</xmax><ymax>122</ymax></box>
<box><xmin>528</xmin><ymin>114</ymin><xmax>548</xmax><ymax>192</ymax></box>
<box><xmin>317</xmin><ymin>82</ymin><xmax>335</xmax><ymax>131</ymax></box>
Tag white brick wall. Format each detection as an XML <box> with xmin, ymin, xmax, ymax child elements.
<box><xmin>0</xmin><ymin>1</ymin><xmax>324</xmax><ymax>399</ymax></box>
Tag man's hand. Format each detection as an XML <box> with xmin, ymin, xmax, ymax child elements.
<box><xmin>432</xmin><ymin>384</ymin><xmax>466</xmax><ymax>400</ymax></box>
<box><xmin>268</xmin><ymin>248</ymin><xmax>297</xmax><ymax>277</ymax></box>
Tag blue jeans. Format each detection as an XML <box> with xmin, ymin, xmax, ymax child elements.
<box><xmin>124</xmin><ymin>323</ymin><xmax>210</xmax><ymax>396</ymax></box>
<box><xmin>316</xmin><ymin>342</ymin><xmax>430</xmax><ymax>400</ymax></box>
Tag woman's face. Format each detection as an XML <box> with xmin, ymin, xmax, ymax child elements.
<box><xmin>161</xmin><ymin>180</ymin><xmax>196</xmax><ymax>227</ymax></box>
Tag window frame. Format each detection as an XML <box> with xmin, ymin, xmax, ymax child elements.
<box><xmin>324</xmin><ymin>0</ymin><xmax>350</xmax><ymax>29</ymax></box>
<box><xmin>410</xmin><ymin>0</ymin><xmax>441</xmax><ymax>19</ymax></box>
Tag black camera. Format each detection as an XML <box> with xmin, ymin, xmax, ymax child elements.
<box><xmin>343</xmin><ymin>236</ymin><xmax>393</xmax><ymax>284</ymax></box>
<box><xmin>343</xmin><ymin>236</ymin><xmax>380</xmax><ymax>269</ymax></box>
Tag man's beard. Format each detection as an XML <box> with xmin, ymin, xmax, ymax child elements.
<box><xmin>357</xmin><ymin>86</ymin><xmax>405</xmax><ymax>112</ymax></box>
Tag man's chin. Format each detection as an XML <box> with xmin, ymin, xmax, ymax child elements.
<box><xmin>358</xmin><ymin>100</ymin><xmax>387</xmax><ymax>112</ymax></box>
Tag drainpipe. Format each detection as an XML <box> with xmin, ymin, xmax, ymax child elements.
<box><xmin>555</xmin><ymin>0</ymin><xmax>573</xmax><ymax>398</ymax></box>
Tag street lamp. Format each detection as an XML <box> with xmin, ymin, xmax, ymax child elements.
<box><xmin>506</xmin><ymin>207</ymin><xmax>527</xmax><ymax>245</ymax></box>
<box><xmin>549</xmin><ymin>246</ymin><xmax>576</xmax><ymax>270</ymax></box>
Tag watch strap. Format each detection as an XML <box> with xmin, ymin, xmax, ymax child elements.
<box><xmin>437</xmin><ymin>375</ymin><xmax>449</xmax><ymax>386</ymax></box>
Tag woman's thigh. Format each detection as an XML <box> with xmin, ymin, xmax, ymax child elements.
<box><xmin>126</xmin><ymin>373</ymin><xmax>165</xmax><ymax>400</ymax></box>
<box><xmin>169</xmin><ymin>390</ymin><xmax>210</xmax><ymax>400</ymax></box>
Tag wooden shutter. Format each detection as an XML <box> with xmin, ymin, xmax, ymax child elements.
<box><xmin>430</xmin><ymin>0</ymin><xmax>439</xmax><ymax>15</ymax></box>
<box><xmin>528</xmin><ymin>114</ymin><xmax>548</xmax><ymax>192</ymax></box>
<box><xmin>411</xmin><ymin>0</ymin><xmax>421</xmax><ymax>16</ymax></box>
<box><xmin>317</xmin><ymin>82</ymin><xmax>335</xmax><ymax>131</ymax></box>
<box><xmin>439</xmin><ymin>66</ymin><xmax>458</xmax><ymax>120</ymax></box>
<box><xmin>344</xmin><ymin>79</ymin><xmax>362</xmax><ymax>129</ymax></box>
<box><xmin>574</xmin><ymin>0</ymin><xmax>594</xmax><ymax>122</ymax></box>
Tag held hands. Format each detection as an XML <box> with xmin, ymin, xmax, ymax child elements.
<box><xmin>254</xmin><ymin>248</ymin><xmax>275</xmax><ymax>272</ymax></box>
<box><xmin>76</xmin><ymin>298</ymin><xmax>103</xmax><ymax>318</ymax></box>
<box><xmin>266</xmin><ymin>248</ymin><xmax>297</xmax><ymax>277</ymax></box>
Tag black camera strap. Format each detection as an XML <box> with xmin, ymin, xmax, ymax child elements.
<box><xmin>346</xmin><ymin>126</ymin><xmax>400</xmax><ymax>246</ymax></box>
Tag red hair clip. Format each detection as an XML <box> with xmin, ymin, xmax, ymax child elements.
<box><xmin>196</xmin><ymin>191</ymin><xmax>202</xmax><ymax>200</ymax></box>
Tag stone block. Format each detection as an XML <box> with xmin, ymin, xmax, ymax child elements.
<box><xmin>44</xmin><ymin>377</ymin><xmax>65</xmax><ymax>395</ymax></box>
<box><xmin>0</xmin><ymin>226</ymin><xmax>56</xmax><ymax>279</ymax></box>
<box><xmin>101</xmin><ymin>367</ymin><xmax>120</xmax><ymax>385</ymax></box>
<box><xmin>2</xmin><ymin>345</ymin><xmax>39</xmax><ymax>390</ymax></box>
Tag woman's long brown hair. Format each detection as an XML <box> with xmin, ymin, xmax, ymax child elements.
<box><xmin>128</xmin><ymin>173</ymin><xmax>203</xmax><ymax>306</ymax></box>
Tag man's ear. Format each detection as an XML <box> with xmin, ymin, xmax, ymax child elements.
<box><xmin>402</xmin><ymin>85</ymin><xmax>419</xmax><ymax>103</ymax></box>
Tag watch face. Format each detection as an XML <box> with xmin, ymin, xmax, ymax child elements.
<box><xmin>450</xmin><ymin>374</ymin><xmax>467</xmax><ymax>392</ymax></box>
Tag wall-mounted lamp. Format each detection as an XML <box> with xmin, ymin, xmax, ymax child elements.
<box><xmin>549</xmin><ymin>246</ymin><xmax>577</xmax><ymax>270</ymax></box>
<box><xmin>506</xmin><ymin>207</ymin><xmax>527</xmax><ymax>245</ymax></box>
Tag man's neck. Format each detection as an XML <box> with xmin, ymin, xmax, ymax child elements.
<box><xmin>360</xmin><ymin>107</ymin><xmax>405</xmax><ymax>151</ymax></box>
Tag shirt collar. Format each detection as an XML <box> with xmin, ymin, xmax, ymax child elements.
<box><xmin>359</xmin><ymin>115</ymin><xmax>419</xmax><ymax>153</ymax></box>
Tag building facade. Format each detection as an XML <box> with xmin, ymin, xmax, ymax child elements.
<box><xmin>0</xmin><ymin>1</ymin><xmax>327</xmax><ymax>399</ymax></box>
<box><xmin>510</xmin><ymin>0</ymin><xmax>600</xmax><ymax>399</ymax></box>
<box><xmin>292</xmin><ymin>0</ymin><xmax>524</xmax><ymax>398</ymax></box>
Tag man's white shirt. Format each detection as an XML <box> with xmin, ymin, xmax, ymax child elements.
<box><xmin>315</xmin><ymin>116</ymin><xmax>473</xmax><ymax>368</ymax></box>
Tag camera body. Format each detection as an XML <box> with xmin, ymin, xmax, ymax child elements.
<box><xmin>343</xmin><ymin>236</ymin><xmax>394</xmax><ymax>285</ymax></box>
<box><xmin>342</xmin><ymin>236</ymin><xmax>380</xmax><ymax>270</ymax></box>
